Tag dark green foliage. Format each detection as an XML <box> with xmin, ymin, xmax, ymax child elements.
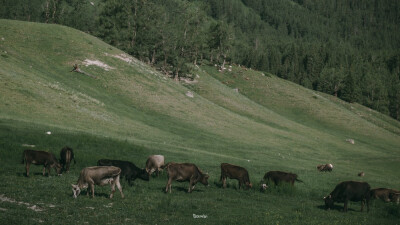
<box><xmin>1</xmin><ymin>0</ymin><xmax>400</xmax><ymax>120</ymax></box>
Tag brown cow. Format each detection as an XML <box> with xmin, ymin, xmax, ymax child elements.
<box><xmin>60</xmin><ymin>146</ymin><xmax>76</xmax><ymax>173</ymax></box>
<box><xmin>22</xmin><ymin>149</ymin><xmax>62</xmax><ymax>177</ymax></box>
<box><xmin>220</xmin><ymin>163</ymin><xmax>252</xmax><ymax>189</ymax></box>
<box><xmin>370</xmin><ymin>188</ymin><xmax>400</xmax><ymax>203</ymax></box>
<box><xmin>145</xmin><ymin>155</ymin><xmax>165</xmax><ymax>176</ymax></box>
<box><xmin>317</xmin><ymin>163</ymin><xmax>333</xmax><ymax>172</ymax></box>
<box><xmin>165</xmin><ymin>163</ymin><xmax>209</xmax><ymax>193</ymax></box>
<box><xmin>263</xmin><ymin>171</ymin><xmax>303</xmax><ymax>186</ymax></box>
<box><xmin>72</xmin><ymin>166</ymin><xmax>124</xmax><ymax>199</ymax></box>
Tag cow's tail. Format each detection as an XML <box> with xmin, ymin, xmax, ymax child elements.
<box><xmin>296</xmin><ymin>178</ymin><xmax>304</xmax><ymax>183</ymax></box>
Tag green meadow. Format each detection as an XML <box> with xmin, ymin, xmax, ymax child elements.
<box><xmin>0</xmin><ymin>19</ymin><xmax>399</xmax><ymax>224</ymax></box>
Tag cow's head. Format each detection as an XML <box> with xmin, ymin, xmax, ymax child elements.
<box><xmin>324</xmin><ymin>195</ymin><xmax>334</xmax><ymax>209</ymax></box>
<box><xmin>72</xmin><ymin>184</ymin><xmax>81</xmax><ymax>198</ymax></box>
<box><xmin>246</xmin><ymin>182</ymin><xmax>253</xmax><ymax>189</ymax></box>
<box><xmin>200</xmin><ymin>174</ymin><xmax>209</xmax><ymax>186</ymax></box>
<box><xmin>139</xmin><ymin>169</ymin><xmax>150</xmax><ymax>181</ymax></box>
<box><xmin>260</xmin><ymin>183</ymin><xmax>268</xmax><ymax>191</ymax></box>
<box><xmin>55</xmin><ymin>163</ymin><xmax>63</xmax><ymax>175</ymax></box>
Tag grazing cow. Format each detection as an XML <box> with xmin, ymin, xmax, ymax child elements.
<box><xmin>263</xmin><ymin>171</ymin><xmax>303</xmax><ymax>186</ymax></box>
<box><xmin>165</xmin><ymin>162</ymin><xmax>209</xmax><ymax>193</ymax></box>
<box><xmin>21</xmin><ymin>149</ymin><xmax>62</xmax><ymax>177</ymax></box>
<box><xmin>60</xmin><ymin>146</ymin><xmax>76</xmax><ymax>173</ymax></box>
<box><xmin>370</xmin><ymin>188</ymin><xmax>400</xmax><ymax>203</ymax></box>
<box><xmin>358</xmin><ymin>172</ymin><xmax>365</xmax><ymax>177</ymax></box>
<box><xmin>324</xmin><ymin>181</ymin><xmax>370</xmax><ymax>212</ymax></box>
<box><xmin>72</xmin><ymin>166</ymin><xmax>124</xmax><ymax>199</ymax></box>
<box><xmin>317</xmin><ymin>163</ymin><xmax>333</xmax><ymax>172</ymax></box>
<box><xmin>97</xmin><ymin>159</ymin><xmax>149</xmax><ymax>186</ymax></box>
<box><xmin>145</xmin><ymin>155</ymin><xmax>165</xmax><ymax>176</ymax></box>
<box><xmin>220</xmin><ymin>163</ymin><xmax>252</xmax><ymax>189</ymax></box>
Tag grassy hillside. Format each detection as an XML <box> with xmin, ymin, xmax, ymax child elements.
<box><xmin>0</xmin><ymin>19</ymin><xmax>399</xmax><ymax>224</ymax></box>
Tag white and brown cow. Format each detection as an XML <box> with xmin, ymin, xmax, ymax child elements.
<box><xmin>22</xmin><ymin>149</ymin><xmax>62</xmax><ymax>177</ymax></box>
<box><xmin>317</xmin><ymin>163</ymin><xmax>333</xmax><ymax>172</ymax></box>
<box><xmin>145</xmin><ymin>155</ymin><xmax>165</xmax><ymax>176</ymax></box>
<box><xmin>72</xmin><ymin>166</ymin><xmax>124</xmax><ymax>199</ymax></box>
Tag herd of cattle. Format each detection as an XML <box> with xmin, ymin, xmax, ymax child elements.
<box><xmin>21</xmin><ymin>148</ymin><xmax>400</xmax><ymax>212</ymax></box>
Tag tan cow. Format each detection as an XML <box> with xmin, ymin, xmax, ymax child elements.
<box><xmin>317</xmin><ymin>163</ymin><xmax>333</xmax><ymax>172</ymax></box>
<box><xmin>370</xmin><ymin>188</ymin><xmax>400</xmax><ymax>203</ymax></box>
<box><xmin>145</xmin><ymin>155</ymin><xmax>165</xmax><ymax>176</ymax></box>
<box><xmin>72</xmin><ymin>166</ymin><xmax>124</xmax><ymax>199</ymax></box>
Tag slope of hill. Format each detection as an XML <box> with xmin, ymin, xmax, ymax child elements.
<box><xmin>0</xmin><ymin>20</ymin><xmax>399</xmax><ymax>224</ymax></box>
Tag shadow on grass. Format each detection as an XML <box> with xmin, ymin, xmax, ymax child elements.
<box><xmin>316</xmin><ymin>204</ymin><xmax>357</xmax><ymax>212</ymax></box>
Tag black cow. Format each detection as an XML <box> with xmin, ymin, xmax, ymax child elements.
<box><xmin>60</xmin><ymin>146</ymin><xmax>76</xmax><ymax>172</ymax></box>
<box><xmin>97</xmin><ymin>159</ymin><xmax>149</xmax><ymax>186</ymax></box>
<box><xmin>220</xmin><ymin>163</ymin><xmax>252</xmax><ymax>189</ymax></box>
<box><xmin>324</xmin><ymin>181</ymin><xmax>370</xmax><ymax>212</ymax></box>
<box><xmin>263</xmin><ymin>171</ymin><xmax>303</xmax><ymax>186</ymax></box>
<box><xmin>22</xmin><ymin>149</ymin><xmax>62</xmax><ymax>177</ymax></box>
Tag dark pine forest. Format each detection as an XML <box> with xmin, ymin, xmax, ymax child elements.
<box><xmin>1</xmin><ymin>0</ymin><xmax>400</xmax><ymax>120</ymax></box>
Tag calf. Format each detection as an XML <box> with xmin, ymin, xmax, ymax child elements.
<box><xmin>370</xmin><ymin>188</ymin><xmax>400</xmax><ymax>203</ymax></box>
<box><xmin>22</xmin><ymin>149</ymin><xmax>62</xmax><ymax>177</ymax></box>
<box><xmin>220</xmin><ymin>163</ymin><xmax>252</xmax><ymax>189</ymax></box>
<box><xmin>72</xmin><ymin>166</ymin><xmax>124</xmax><ymax>199</ymax></box>
<box><xmin>317</xmin><ymin>163</ymin><xmax>333</xmax><ymax>172</ymax></box>
<box><xmin>263</xmin><ymin>171</ymin><xmax>303</xmax><ymax>186</ymax></box>
<box><xmin>324</xmin><ymin>181</ymin><xmax>370</xmax><ymax>212</ymax></box>
<box><xmin>145</xmin><ymin>155</ymin><xmax>165</xmax><ymax>176</ymax></box>
<box><xmin>60</xmin><ymin>146</ymin><xmax>76</xmax><ymax>173</ymax></box>
<box><xmin>165</xmin><ymin>162</ymin><xmax>209</xmax><ymax>193</ymax></box>
<box><xmin>97</xmin><ymin>159</ymin><xmax>149</xmax><ymax>186</ymax></box>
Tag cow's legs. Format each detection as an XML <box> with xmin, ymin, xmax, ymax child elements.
<box><xmin>43</xmin><ymin>166</ymin><xmax>46</xmax><ymax>176</ymax></box>
<box><xmin>90</xmin><ymin>183</ymin><xmax>95</xmax><ymax>198</ymax></box>
<box><xmin>344</xmin><ymin>199</ymin><xmax>348</xmax><ymax>212</ymax></box>
<box><xmin>115</xmin><ymin>176</ymin><xmax>124</xmax><ymax>198</ymax></box>
<box><xmin>110</xmin><ymin>181</ymin><xmax>116</xmax><ymax>199</ymax></box>
<box><xmin>222</xmin><ymin>177</ymin><xmax>227</xmax><ymax>188</ymax></box>
<box><xmin>25</xmin><ymin>163</ymin><xmax>30</xmax><ymax>177</ymax></box>
<box><xmin>188</xmin><ymin>179</ymin><xmax>194</xmax><ymax>193</ymax></box>
<box><xmin>361</xmin><ymin>200</ymin><xmax>364</xmax><ymax>212</ymax></box>
<box><xmin>66</xmin><ymin>162</ymin><xmax>70</xmax><ymax>172</ymax></box>
<box><xmin>165</xmin><ymin>178</ymin><xmax>172</xmax><ymax>193</ymax></box>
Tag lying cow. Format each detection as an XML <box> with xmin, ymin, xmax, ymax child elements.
<box><xmin>72</xmin><ymin>166</ymin><xmax>124</xmax><ymax>199</ymax></box>
<box><xmin>220</xmin><ymin>163</ymin><xmax>252</xmax><ymax>189</ymax></box>
<box><xmin>263</xmin><ymin>171</ymin><xmax>303</xmax><ymax>186</ymax></box>
<box><xmin>145</xmin><ymin>155</ymin><xmax>165</xmax><ymax>176</ymax></box>
<box><xmin>60</xmin><ymin>146</ymin><xmax>76</xmax><ymax>173</ymax></box>
<box><xmin>165</xmin><ymin>162</ymin><xmax>209</xmax><ymax>193</ymax></box>
<box><xmin>317</xmin><ymin>163</ymin><xmax>333</xmax><ymax>172</ymax></box>
<box><xmin>21</xmin><ymin>149</ymin><xmax>62</xmax><ymax>177</ymax></box>
<box><xmin>97</xmin><ymin>159</ymin><xmax>149</xmax><ymax>186</ymax></box>
<box><xmin>370</xmin><ymin>188</ymin><xmax>400</xmax><ymax>203</ymax></box>
<box><xmin>324</xmin><ymin>181</ymin><xmax>370</xmax><ymax>212</ymax></box>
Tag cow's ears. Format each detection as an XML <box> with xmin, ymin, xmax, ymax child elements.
<box><xmin>71</xmin><ymin>184</ymin><xmax>77</xmax><ymax>188</ymax></box>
